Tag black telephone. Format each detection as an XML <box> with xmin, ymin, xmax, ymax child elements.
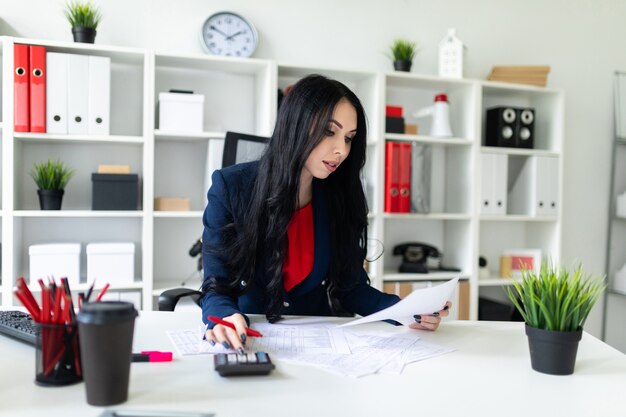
<box><xmin>393</xmin><ymin>242</ymin><xmax>441</xmax><ymax>273</ymax></box>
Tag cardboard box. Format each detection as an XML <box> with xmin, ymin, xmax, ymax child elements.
<box><xmin>154</xmin><ymin>197</ymin><xmax>191</xmax><ymax>211</ymax></box>
<box><xmin>86</xmin><ymin>243</ymin><xmax>135</xmax><ymax>285</ymax></box>
<box><xmin>404</xmin><ymin>124</ymin><xmax>418</xmax><ymax>135</ymax></box>
<box><xmin>158</xmin><ymin>92</ymin><xmax>204</xmax><ymax>133</ymax></box>
<box><xmin>29</xmin><ymin>243</ymin><xmax>81</xmax><ymax>287</ymax></box>
<box><xmin>98</xmin><ymin>165</ymin><xmax>130</xmax><ymax>174</ymax></box>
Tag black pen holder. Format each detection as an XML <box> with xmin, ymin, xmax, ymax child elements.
<box><xmin>35</xmin><ymin>323</ymin><xmax>82</xmax><ymax>386</ymax></box>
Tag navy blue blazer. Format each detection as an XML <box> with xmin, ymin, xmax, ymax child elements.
<box><xmin>201</xmin><ymin>161</ymin><xmax>400</xmax><ymax>327</ymax></box>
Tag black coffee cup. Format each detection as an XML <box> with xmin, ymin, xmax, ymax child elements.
<box><xmin>77</xmin><ymin>301</ymin><xmax>138</xmax><ymax>406</ymax></box>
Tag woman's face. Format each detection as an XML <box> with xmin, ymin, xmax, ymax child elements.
<box><xmin>303</xmin><ymin>98</ymin><xmax>357</xmax><ymax>181</ymax></box>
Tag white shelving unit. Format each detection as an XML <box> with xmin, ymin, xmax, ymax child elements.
<box><xmin>0</xmin><ymin>36</ymin><xmax>564</xmax><ymax>319</ymax></box>
<box><xmin>602</xmin><ymin>72</ymin><xmax>626</xmax><ymax>353</ymax></box>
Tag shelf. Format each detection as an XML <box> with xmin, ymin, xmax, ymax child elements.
<box><xmin>384</xmin><ymin>213</ymin><xmax>471</xmax><ymax>221</ymax></box>
<box><xmin>608</xmin><ymin>288</ymin><xmax>626</xmax><ymax>297</ymax></box>
<box><xmin>14</xmin><ymin>132</ymin><xmax>144</xmax><ymax>145</ymax></box>
<box><xmin>28</xmin><ymin>281</ymin><xmax>144</xmax><ymax>293</ymax></box>
<box><xmin>154</xmin><ymin>130</ymin><xmax>225</xmax><ymax>141</ymax></box>
<box><xmin>383</xmin><ymin>271</ymin><xmax>467</xmax><ymax>282</ymax></box>
<box><xmin>14</xmin><ymin>210</ymin><xmax>144</xmax><ymax>218</ymax></box>
<box><xmin>385</xmin><ymin>133</ymin><xmax>472</xmax><ymax>146</ymax></box>
<box><xmin>156</xmin><ymin>52</ymin><xmax>272</xmax><ymax>74</ymax></box>
<box><xmin>480</xmin><ymin>146</ymin><xmax>559</xmax><ymax>157</ymax></box>
<box><xmin>480</xmin><ymin>215</ymin><xmax>558</xmax><ymax>222</ymax></box>
<box><xmin>152</xmin><ymin>281</ymin><xmax>202</xmax><ymax>296</ymax></box>
<box><xmin>154</xmin><ymin>211</ymin><xmax>203</xmax><ymax>219</ymax></box>
<box><xmin>479</xmin><ymin>277</ymin><xmax>522</xmax><ymax>286</ymax></box>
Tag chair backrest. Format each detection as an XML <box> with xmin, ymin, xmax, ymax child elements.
<box><xmin>222</xmin><ymin>131</ymin><xmax>269</xmax><ymax>168</ymax></box>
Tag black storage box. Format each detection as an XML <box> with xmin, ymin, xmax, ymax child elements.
<box><xmin>385</xmin><ymin>116</ymin><xmax>405</xmax><ymax>134</ymax></box>
<box><xmin>91</xmin><ymin>173</ymin><xmax>139</xmax><ymax>210</ymax></box>
<box><xmin>479</xmin><ymin>297</ymin><xmax>516</xmax><ymax>321</ymax></box>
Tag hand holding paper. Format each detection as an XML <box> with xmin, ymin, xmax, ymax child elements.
<box><xmin>340</xmin><ymin>277</ymin><xmax>459</xmax><ymax>327</ymax></box>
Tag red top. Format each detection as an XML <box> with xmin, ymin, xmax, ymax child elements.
<box><xmin>283</xmin><ymin>202</ymin><xmax>315</xmax><ymax>292</ymax></box>
<box><xmin>434</xmin><ymin>93</ymin><xmax>448</xmax><ymax>102</ymax></box>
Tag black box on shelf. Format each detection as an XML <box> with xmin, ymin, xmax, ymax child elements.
<box><xmin>91</xmin><ymin>173</ymin><xmax>139</xmax><ymax>210</ymax></box>
<box><xmin>385</xmin><ymin>116</ymin><xmax>405</xmax><ymax>134</ymax></box>
<box><xmin>478</xmin><ymin>297</ymin><xmax>523</xmax><ymax>321</ymax></box>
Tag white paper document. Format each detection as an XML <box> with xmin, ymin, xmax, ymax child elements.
<box><xmin>340</xmin><ymin>276</ymin><xmax>460</xmax><ymax>327</ymax></box>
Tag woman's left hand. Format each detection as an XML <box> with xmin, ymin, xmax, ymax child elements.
<box><xmin>409</xmin><ymin>301</ymin><xmax>451</xmax><ymax>331</ymax></box>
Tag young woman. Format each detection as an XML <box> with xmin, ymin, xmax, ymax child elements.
<box><xmin>201</xmin><ymin>74</ymin><xmax>450</xmax><ymax>352</ymax></box>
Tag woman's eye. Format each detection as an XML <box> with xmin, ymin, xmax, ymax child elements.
<box><xmin>324</xmin><ymin>128</ymin><xmax>334</xmax><ymax>136</ymax></box>
<box><xmin>345</xmin><ymin>136</ymin><xmax>355</xmax><ymax>143</ymax></box>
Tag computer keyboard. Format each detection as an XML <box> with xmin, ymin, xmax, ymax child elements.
<box><xmin>0</xmin><ymin>311</ymin><xmax>37</xmax><ymax>345</ymax></box>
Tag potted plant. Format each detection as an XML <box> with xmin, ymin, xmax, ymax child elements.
<box><xmin>64</xmin><ymin>1</ymin><xmax>102</xmax><ymax>44</ymax></box>
<box><xmin>30</xmin><ymin>160</ymin><xmax>76</xmax><ymax>210</ymax></box>
<box><xmin>506</xmin><ymin>262</ymin><xmax>605</xmax><ymax>375</ymax></box>
<box><xmin>388</xmin><ymin>39</ymin><xmax>418</xmax><ymax>72</ymax></box>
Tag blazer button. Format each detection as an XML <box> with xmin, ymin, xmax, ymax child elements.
<box><xmin>321</xmin><ymin>280</ymin><xmax>327</xmax><ymax>286</ymax></box>
<box><xmin>240</xmin><ymin>280</ymin><xmax>247</xmax><ymax>287</ymax></box>
<box><xmin>283</xmin><ymin>301</ymin><xmax>290</xmax><ymax>308</ymax></box>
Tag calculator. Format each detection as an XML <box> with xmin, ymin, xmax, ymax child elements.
<box><xmin>213</xmin><ymin>351</ymin><xmax>275</xmax><ymax>376</ymax></box>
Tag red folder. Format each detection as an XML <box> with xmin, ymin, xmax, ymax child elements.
<box><xmin>385</xmin><ymin>141</ymin><xmax>400</xmax><ymax>213</ymax></box>
<box><xmin>14</xmin><ymin>44</ymin><xmax>30</xmax><ymax>132</ymax></box>
<box><xmin>29</xmin><ymin>45</ymin><xmax>46</xmax><ymax>133</ymax></box>
<box><xmin>398</xmin><ymin>142</ymin><xmax>412</xmax><ymax>213</ymax></box>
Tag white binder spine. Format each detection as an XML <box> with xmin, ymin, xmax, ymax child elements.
<box><xmin>67</xmin><ymin>54</ymin><xmax>90</xmax><ymax>134</ymax></box>
<box><xmin>88</xmin><ymin>55</ymin><xmax>111</xmax><ymax>135</ymax></box>
<box><xmin>46</xmin><ymin>52</ymin><xmax>68</xmax><ymax>134</ymax></box>
<box><xmin>480</xmin><ymin>153</ymin><xmax>494</xmax><ymax>215</ymax></box>
<box><xmin>493</xmin><ymin>154</ymin><xmax>508</xmax><ymax>215</ymax></box>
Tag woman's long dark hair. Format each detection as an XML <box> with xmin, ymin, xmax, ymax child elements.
<box><xmin>212</xmin><ymin>74</ymin><xmax>369</xmax><ymax>321</ymax></box>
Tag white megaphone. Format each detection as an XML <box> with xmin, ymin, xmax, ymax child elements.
<box><xmin>412</xmin><ymin>93</ymin><xmax>453</xmax><ymax>138</ymax></box>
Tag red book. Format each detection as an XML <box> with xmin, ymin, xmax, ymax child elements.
<box><xmin>386</xmin><ymin>105</ymin><xmax>403</xmax><ymax>118</ymax></box>
<box><xmin>14</xmin><ymin>44</ymin><xmax>30</xmax><ymax>132</ymax></box>
<box><xmin>398</xmin><ymin>142</ymin><xmax>412</xmax><ymax>213</ymax></box>
<box><xmin>385</xmin><ymin>141</ymin><xmax>400</xmax><ymax>213</ymax></box>
<box><xmin>29</xmin><ymin>45</ymin><xmax>46</xmax><ymax>133</ymax></box>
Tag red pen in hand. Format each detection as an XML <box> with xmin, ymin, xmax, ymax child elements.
<box><xmin>207</xmin><ymin>316</ymin><xmax>263</xmax><ymax>337</ymax></box>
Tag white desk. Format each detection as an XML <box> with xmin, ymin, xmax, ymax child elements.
<box><xmin>1</xmin><ymin>311</ymin><xmax>626</xmax><ymax>417</ymax></box>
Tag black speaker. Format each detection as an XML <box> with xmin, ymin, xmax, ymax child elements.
<box><xmin>486</xmin><ymin>107</ymin><xmax>535</xmax><ymax>148</ymax></box>
<box><xmin>486</xmin><ymin>107</ymin><xmax>517</xmax><ymax>147</ymax></box>
<box><xmin>515</xmin><ymin>108</ymin><xmax>535</xmax><ymax>149</ymax></box>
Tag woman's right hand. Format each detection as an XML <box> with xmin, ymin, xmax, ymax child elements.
<box><xmin>204</xmin><ymin>313</ymin><xmax>248</xmax><ymax>354</ymax></box>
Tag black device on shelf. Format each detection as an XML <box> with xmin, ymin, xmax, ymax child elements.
<box><xmin>214</xmin><ymin>351</ymin><xmax>275</xmax><ymax>376</ymax></box>
<box><xmin>0</xmin><ymin>311</ymin><xmax>37</xmax><ymax>345</ymax></box>
<box><xmin>485</xmin><ymin>106</ymin><xmax>535</xmax><ymax>149</ymax></box>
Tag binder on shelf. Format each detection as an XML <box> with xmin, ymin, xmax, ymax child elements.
<box><xmin>508</xmin><ymin>156</ymin><xmax>558</xmax><ymax>216</ymax></box>
<box><xmin>480</xmin><ymin>153</ymin><xmax>494</xmax><ymax>215</ymax></box>
<box><xmin>481</xmin><ymin>153</ymin><xmax>508</xmax><ymax>215</ymax></box>
<box><xmin>410</xmin><ymin>144</ymin><xmax>431</xmax><ymax>213</ymax></box>
<box><xmin>14</xmin><ymin>43</ymin><xmax>30</xmax><ymax>132</ymax></box>
<box><xmin>67</xmin><ymin>54</ymin><xmax>89</xmax><ymax>134</ymax></box>
<box><xmin>398</xmin><ymin>142</ymin><xmax>411</xmax><ymax>213</ymax></box>
<box><xmin>88</xmin><ymin>55</ymin><xmax>111</xmax><ymax>135</ymax></box>
<box><xmin>384</xmin><ymin>141</ymin><xmax>400</xmax><ymax>213</ymax></box>
<box><xmin>29</xmin><ymin>45</ymin><xmax>46</xmax><ymax>133</ymax></box>
<box><xmin>46</xmin><ymin>52</ymin><xmax>68</xmax><ymax>134</ymax></box>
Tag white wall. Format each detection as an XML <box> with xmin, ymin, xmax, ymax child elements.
<box><xmin>1</xmin><ymin>0</ymin><xmax>624</xmax><ymax>337</ymax></box>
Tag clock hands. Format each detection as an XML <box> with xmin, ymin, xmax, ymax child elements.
<box><xmin>209</xmin><ymin>25</ymin><xmax>229</xmax><ymax>38</ymax></box>
<box><xmin>225</xmin><ymin>30</ymin><xmax>244</xmax><ymax>41</ymax></box>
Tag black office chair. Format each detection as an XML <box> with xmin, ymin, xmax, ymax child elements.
<box><xmin>157</xmin><ymin>131</ymin><xmax>270</xmax><ymax>311</ymax></box>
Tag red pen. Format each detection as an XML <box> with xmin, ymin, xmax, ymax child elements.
<box><xmin>95</xmin><ymin>283</ymin><xmax>110</xmax><ymax>302</ymax></box>
<box><xmin>132</xmin><ymin>351</ymin><xmax>173</xmax><ymax>362</ymax></box>
<box><xmin>207</xmin><ymin>315</ymin><xmax>263</xmax><ymax>337</ymax></box>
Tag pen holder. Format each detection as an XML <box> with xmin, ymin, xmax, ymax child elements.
<box><xmin>35</xmin><ymin>323</ymin><xmax>82</xmax><ymax>386</ymax></box>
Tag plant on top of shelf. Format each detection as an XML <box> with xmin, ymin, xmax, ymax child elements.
<box><xmin>64</xmin><ymin>1</ymin><xmax>102</xmax><ymax>44</ymax></box>
<box><xmin>30</xmin><ymin>159</ymin><xmax>76</xmax><ymax>210</ymax></box>
<box><xmin>388</xmin><ymin>38</ymin><xmax>419</xmax><ymax>72</ymax></box>
<box><xmin>505</xmin><ymin>262</ymin><xmax>605</xmax><ymax>375</ymax></box>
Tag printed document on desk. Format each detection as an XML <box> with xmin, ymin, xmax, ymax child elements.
<box><xmin>341</xmin><ymin>276</ymin><xmax>459</xmax><ymax>327</ymax></box>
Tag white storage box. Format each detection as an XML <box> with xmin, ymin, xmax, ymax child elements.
<box><xmin>87</xmin><ymin>243</ymin><xmax>135</xmax><ymax>285</ymax></box>
<box><xmin>158</xmin><ymin>92</ymin><xmax>204</xmax><ymax>133</ymax></box>
<box><xmin>29</xmin><ymin>243</ymin><xmax>81</xmax><ymax>287</ymax></box>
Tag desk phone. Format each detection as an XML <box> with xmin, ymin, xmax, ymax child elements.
<box><xmin>214</xmin><ymin>351</ymin><xmax>275</xmax><ymax>376</ymax></box>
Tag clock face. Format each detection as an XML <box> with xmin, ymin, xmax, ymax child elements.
<box><xmin>201</xmin><ymin>12</ymin><xmax>258</xmax><ymax>58</ymax></box>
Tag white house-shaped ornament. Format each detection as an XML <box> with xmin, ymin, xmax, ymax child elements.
<box><xmin>438</xmin><ymin>28</ymin><xmax>464</xmax><ymax>79</ymax></box>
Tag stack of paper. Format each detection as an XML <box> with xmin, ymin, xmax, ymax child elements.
<box><xmin>487</xmin><ymin>66</ymin><xmax>550</xmax><ymax>87</ymax></box>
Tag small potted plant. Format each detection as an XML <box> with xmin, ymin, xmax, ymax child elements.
<box><xmin>506</xmin><ymin>262</ymin><xmax>605</xmax><ymax>375</ymax></box>
<box><xmin>31</xmin><ymin>159</ymin><xmax>76</xmax><ymax>210</ymax></box>
<box><xmin>388</xmin><ymin>38</ymin><xmax>418</xmax><ymax>72</ymax></box>
<box><xmin>64</xmin><ymin>1</ymin><xmax>102</xmax><ymax>44</ymax></box>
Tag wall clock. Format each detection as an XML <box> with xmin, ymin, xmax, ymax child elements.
<box><xmin>200</xmin><ymin>11</ymin><xmax>258</xmax><ymax>58</ymax></box>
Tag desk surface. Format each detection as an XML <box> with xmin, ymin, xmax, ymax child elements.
<box><xmin>1</xmin><ymin>311</ymin><xmax>625</xmax><ymax>417</ymax></box>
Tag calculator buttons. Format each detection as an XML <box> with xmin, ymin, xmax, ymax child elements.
<box><xmin>213</xmin><ymin>352</ymin><xmax>275</xmax><ymax>377</ymax></box>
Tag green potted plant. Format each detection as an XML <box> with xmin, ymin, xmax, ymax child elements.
<box><xmin>64</xmin><ymin>1</ymin><xmax>102</xmax><ymax>44</ymax></box>
<box><xmin>388</xmin><ymin>38</ymin><xmax>418</xmax><ymax>72</ymax></box>
<box><xmin>30</xmin><ymin>160</ymin><xmax>76</xmax><ymax>210</ymax></box>
<box><xmin>506</xmin><ymin>262</ymin><xmax>605</xmax><ymax>375</ymax></box>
